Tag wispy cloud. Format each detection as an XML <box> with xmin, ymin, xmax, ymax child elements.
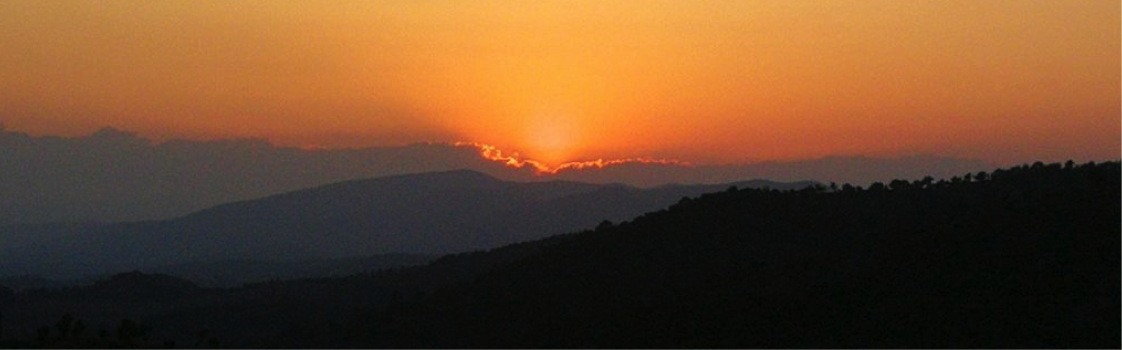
<box><xmin>454</xmin><ymin>141</ymin><xmax>690</xmax><ymax>175</ymax></box>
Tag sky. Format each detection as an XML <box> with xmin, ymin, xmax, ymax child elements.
<box><xmin>1</xmin><ymin>0</ymin><xmax>1118</xmax><ymax>167</ymax></box>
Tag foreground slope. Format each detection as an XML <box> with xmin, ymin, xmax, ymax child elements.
<box><xmin>369</xmin><ymin>161</ymin><xmax>1120</xmax><ymax>348</ymax></box>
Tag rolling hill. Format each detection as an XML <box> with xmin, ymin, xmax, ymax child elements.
<box><xmin>0</xmin><ymin>170</ymin><xmax>814</xmax><ymax>280</ymax></box>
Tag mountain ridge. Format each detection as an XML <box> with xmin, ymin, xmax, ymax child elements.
<box><xmin>0</xmin><ymin>169</ymin><xmax>814</xmax><ymax>280</ymax></box>
<box><xmin>0</xmin><ymin>127</ymin><xmax>992</xmax><ymax>225</ymax></box>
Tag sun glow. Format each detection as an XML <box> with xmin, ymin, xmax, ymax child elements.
<box><xmin>0</xmin><ymin>1</ymin><xmax>1117</xmax><ymax>164</ymax></box>
<box><xmin>523</xmin><ymin>115</ymin><xmax>581</xmax><ymax>165</ymax></box>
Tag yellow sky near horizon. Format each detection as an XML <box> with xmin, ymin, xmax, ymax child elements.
<box><xmin>1</xmin><ymin>0</ymin><xmax>1118</xmax><ymax>165</ymax></box>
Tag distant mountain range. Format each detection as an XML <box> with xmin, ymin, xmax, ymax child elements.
<box><xmin>0</xmin><ymin>169</ymin><xmax>814</xmax><ymax>280</ymax></box>
<box><xmin>0</xmin><ymin>127</ymin><xmax>521</xmax><ymax>225</ymax></box>
<box><xmin>0</xmin><ymin>126</ymin><xmax>993</xmax><ymax>225</ymax></box>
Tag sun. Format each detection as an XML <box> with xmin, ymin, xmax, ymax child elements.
<box><xmin>524</xmin><ymin>115</ymin><xmax>580</xmax><ymax>166</ymax></box>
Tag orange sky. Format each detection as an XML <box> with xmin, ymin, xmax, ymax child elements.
<box><xmin>1</xmin><ymin>0</ymin><xmax>1118</xmax><ymax>166</ymax></box>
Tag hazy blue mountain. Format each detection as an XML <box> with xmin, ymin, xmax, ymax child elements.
<box><xmin>0</xmin><ymin>126</ymin><xmax>991</xmax><ymax>225</ymax></box>
<box><xmin>0</xmin><ymin>170</ymin><xmax>814</xmax><ymax>279</ymax></box>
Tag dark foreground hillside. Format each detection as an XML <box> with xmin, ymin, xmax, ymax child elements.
<box><xmin>1</xmin><ymin>161</ymin><xmax>1118</xmax><ymax>348</ymax></box>
<box><xmin>368</xmin><ymin>161</ymin><xmax>1120</xmax><ymax>348</ymax></box>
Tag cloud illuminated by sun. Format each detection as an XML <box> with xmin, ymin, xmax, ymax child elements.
<box><xmin>455</xmin><ymin>141</ymin><xmax>690</xmax><ymax>175</ymax></box>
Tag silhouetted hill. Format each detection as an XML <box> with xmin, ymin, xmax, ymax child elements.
<box><xmin>552</xmin><ymin>155</ymin><xmax>994</xmax><ymax>187</ymax></box>
<box><xmin>0</xmin><ymin>170</ymin><xmax>813</xmax><ymax>279</ymax></box>
<box><xmin>0</xmin><ymin>272</ymin><xmax>203</xmax><ymax>348</ymax></box>
<box><xmin>0</xmin><ymin>126</ymin><xmax>991</xmax><ymax>225</ymax></box>
<box><xmin>367</xmin><ymin>161</ymin><xmax>1120</xmax><ymax>348</ymax></box>
<box><xmin>153</xmin><ymin>254</ymin><xmax>435</xmax><ymax>288</ymax></box>
<box><xmin>0</xmin><ymin>161</ymin><xmax>1115</xmax><ymax>348</ymax></box>
<box><xmin>85</xmin><ymin>272</ymin><xmax>199</xmax><ymax>300</ymax></box>
<box><xmin>0</xmin><ymin>275</ymin><xmax>72</xmax><ymax>292</ymax></box>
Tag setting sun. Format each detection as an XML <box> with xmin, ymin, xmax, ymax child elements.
<box><xmin>524</xmin><ymin>114</ymin><xmax>581</xmax><ymax>165</ymax></box>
